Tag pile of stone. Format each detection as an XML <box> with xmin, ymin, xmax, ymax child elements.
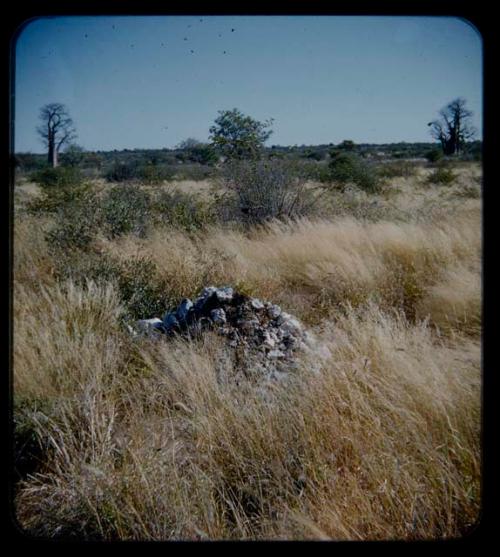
<box><xmin>130</xmin><ymin>286</ymin><xmax>324</xmax><ymax>379</ymax></box>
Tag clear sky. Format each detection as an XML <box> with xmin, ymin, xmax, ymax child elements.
<box><xmin>13</xmin><ymin>15</ymin><xmax>482</xmax><ymax>153</ymax></box>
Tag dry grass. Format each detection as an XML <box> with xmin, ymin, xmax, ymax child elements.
<box><xmin>12</xmin><ymin>163</ymin><xmax>481</xmax><ymax>540</ymax></box>
<box><xmin>96</xmin><ymin>201</ymin><xmax>480</xmax><ymax>328</ymax></box>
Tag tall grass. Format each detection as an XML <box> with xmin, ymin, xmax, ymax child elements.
<box><xmin>14</xmin><ymin>297</ymin><xmax>480</xmax><ymax>540</ymax></box>
<box><xmin>96</xmin><ymin>205</ymin><xmax>480</xmax><ymax>329</ymax></box>
<box><xmin>13</xmin><ymin>166</ymin><xmax>481</xmax><ymax>540</ymax></box>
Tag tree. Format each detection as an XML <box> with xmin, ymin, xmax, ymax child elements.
<box><xmin>338</xmin><ymin>139</ymin><xmax>355</xmax><ymax>151</ymax></box>
<box><xmin>427</xmin><ymin>98</ymin><xmax>475</xmax><ymax>156</ymax></box>
<box><xmin>176</xmin><ymin>137</ymin><xmax>203</xmax><ymax>151</ymax></box>
<box><xmin>176</xmin><ymin>138</ymin><xmax>218</xmax><ymax>165</ymax></box>
<box><xmin>37</xmin><ymin>103</ymin><xmax>77</xmax><ymax>167</ymax></box>
<box><xmin>61</xmin><ymin>144</ymin><xmax>84</xmax><ymax>167</ymax></box>
<box><xmin>209</xmin><ymin>108</ymin><xmax>274</xmax><ymax>160</ymax></box>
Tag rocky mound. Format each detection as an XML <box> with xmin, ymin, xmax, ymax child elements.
<box><xmin>130</xmin><ymin>286</ymin><xmax>323</xmax><ymax>379</ymax></box>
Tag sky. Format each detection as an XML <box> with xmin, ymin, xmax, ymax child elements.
<box><xmin>13</xmin><ymin>15</ymin><xmax>482</xmax><ymax>153</ymax></box>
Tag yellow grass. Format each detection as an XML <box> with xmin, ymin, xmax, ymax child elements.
<box><xmin>12</xmin><ymin>165</ymin><xmax>481</xmax><ymax>540</ymax></box>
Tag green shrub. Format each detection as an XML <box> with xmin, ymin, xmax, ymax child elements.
<box><xmin>30</xmin><ymin>166</ymin><xmax>84</xmax><ymax>189</ymax></box>
<box><xmin>104</xmin><ymin>161</ymin><xmax>140</xmax><ymax>182</ymax></box>
<box><xmin>27</xmin><ymin>181</ymin><xmax>93</xmax><ymax>215</ymax></box>
<box><xmin>153</xmin><ymin>189</ymin><xmax>215</xmax><ymax>231</ymax></box>
<box><xmin>114</xmin><ymin>257</ymin><xmax>173</xmax><ymax>320</ymax></box>
<box><xmin>45</xmin><ymin>193</ymin><xmax>101</xmax><ymax>252</ymax></box>
<box><xmin>328</xmin><ymin>153</ymin><xmax>382</xmax><ymax>193</ymax></box>
<box><xmin>427</xmin><ymin>167</ymin><xmax>456</xmax><ymax>185</ymax></box>
<box><xmin>304</xmin><ymin>150</ymin><xmax>324</xmax><ymax>161</ymax></box>
<box><xmin>55</xmin><ymin>251</ymin><xmax>172</xmax><ymax>321</ymax></box>
<box><xmin>138</xmin><ymin>164</ymin><xmax>175</xmax><ymax>185</ymax></box>
<box><xmin>101</xmin><ymin>184</ymin><xmax>152</xmax><ymax>238</ymax></box>
<box><xmin>425</xmin><ymin>149</ymin><xmax>444</xmax><ymax>164</ymax></box>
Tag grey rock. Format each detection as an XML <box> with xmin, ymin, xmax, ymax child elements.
<box><xmin>279</xmin><ymin>313</ymin><xmax>303</xmax><ymax>335</ymax></box>
<box><xmin>262</xmin><ymin>330</ymin><xmax>276</xmax><ymax>348</ymax></box>
<box><xmin>267</xmin><ymin>304</ymin><xmax>282</xmax><ymax>319</ymax></box>
<box><xmin>250</xmin><ymin>298</ymin><xmax>265</xmax><ymax>310</ymax></box>
<box><xmin>267</xmin><ymin>349</ymin><xmax>285</xmax><ymax>359</ymax></box>
<box><xmin>131</xmin><ymin>284</ymin><xmax>323</xmax><ymax>384</ymax></box>
<box><xmin>210</xmin><ymin>307</ymin><xmax>227</xmax><ymax>325</ymax></box>
<box><xmin>214</xmin><ymin>286</ymin><xmax>234</xmax><ymax>302</ymax></box>
<box><xmin>130</xmin><ymin>318</ymin><xmax>165</xmax><ymax>337</ymax></box>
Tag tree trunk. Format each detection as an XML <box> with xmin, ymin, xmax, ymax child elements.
<box><xmin>48</xmin><ymin>140</ymin><xmax>58</xmax><ymax>167</ymax></box>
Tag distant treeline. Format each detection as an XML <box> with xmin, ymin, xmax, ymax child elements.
<box><xmin>14</xmin><ymin>140</ymin><xmax>482</xmax><ymax>181</ymax></box>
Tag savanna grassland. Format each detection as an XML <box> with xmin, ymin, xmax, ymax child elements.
<box><xmin>12</xmin><ymin>160</ymin><xmax>482</xmax><ymax>540</ymax></box>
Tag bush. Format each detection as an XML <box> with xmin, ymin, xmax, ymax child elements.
<box><xmin>30</xmin><ymin>166</ymin><xmax>84</xmax><ymax>188</ymax></box>
<box><xmin>187</xmin><ymin>144</ymin><xmax>218</xmax><ymax>166</ymax></box>
<box><xmin>101</xmin><ymin>185</ymin><xmax>152</xmax><ymax>238</ymax></box>
<box><xmin>53</xmin><ymin>250</ymin><xmax>172</xmax><ymax>321</ymax></box>
<box><xmin>138</xmin><ymin>164</ymin><xmax>175</xmax><ymax>185</ymax></box>
<box><xmin>425</xmin><ymin>149</ymin><xmax>444</xmax><ymax>164</ymax></box>
<box><xmin>427</xmin><ymin>167</ymin><xmax>456</xmax><ymax>185</ymax></box>
<box><xmin>328</xmin><ymin>153</ymin><xmax>382</xmax><ymax>193</ymax></box>
<box><xmin>174</xmin><ymin>164</ymin><xmax>214</xmax><ymax>181</ymax></box>
<box><xmin>377</xmin><ymin>161</ymin><xmax>418</xmax><ymax>179</ymax></box>
<box><xmin>45</xmin><ymin>193</ymin><xmax>101</xmax><ymax>252</ymax></box>
<box><xmin>153</xmin><ymin>189</ymin><xmax>215</xmax><ymax>231</ymax></box>
<box><xmin>27</xmin><ymin>178</ymin><xmax>92</xmax><ymax>215</ymax></box>
<box><xmin>218</xmin><ymin>159</ymin><xmax>322</xmax><ymax>225</ymax></box>
<box><xmin>115</xmin><ymin>257</ymin><xmax>174</xmax><ymax>320</ymax></box>
<box><xmin>105</xmin><ymin>161</ymin><xmax>140</xmax><ymax>182</ymax></box>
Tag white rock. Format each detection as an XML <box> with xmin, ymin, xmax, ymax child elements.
<box><xmin>131</xmin><ymin>318</ymin><xmax>165</xmax><ymax>337</ymax></box>
<box><xmin>214</xmin><ymin>286</ymin><xmax>234</xmax><ymax>302</ymax></box>
<box><xmin>267</xmin><ymin>304</ymin><xmax>282</xmax><ymax>319</ymax></box>
<box><xmin>137</xmin><ymin>318</ymin><xmax>163</xmax><ymax>329</ymax></box>
<box><xmin>250</xmin><ymin>298</ymin><xmax>265</xmax><ymax>310</ymax></box>
<box><xmin>267</xmin><ymin>349</ymin><xmax>285</xmax><ymax>359</ymax></box>
<box><xmin>262</xmin><ymin>330</ymin><xmax>276</xmax><ymax>348</ymax></box>
<box><xmin>210</xmin><ymin>307</ymin><xmax>227</xmax><ymax>324</ymax></box>
<box><xmin>279</xmin><ymin>313</ymin><xmax>303</xmax><ymax>335</ymax></box>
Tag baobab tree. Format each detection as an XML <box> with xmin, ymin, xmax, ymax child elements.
<box><xmin>427</xmin><ymin>98</ymin><xmax>475</xmax><ymax>156</ymax></box>
<box><xmin>37</xmin><ymin>103</ymin><xmax>77</xmax><ymax>167</ymax></box>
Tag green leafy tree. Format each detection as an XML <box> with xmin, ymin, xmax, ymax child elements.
<box><xmin>209</xmin><ymin>108</ymin><xmax>274</xmax><ymax>160</ymax></box>
<box><xmin>177</xmin><ymin>138</ymin><xmax>218</xmax><ymax>165</ymax></box>
<box><xmin>61</xmin><ymin>144</ymin><xmax>85</xmax><ymax>167</ymax></box>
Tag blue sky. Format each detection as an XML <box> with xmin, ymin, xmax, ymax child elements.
<box><xmin>14</xmin><ymin>15</ymin><xmax>482</xmax><ymax>152</ymax></box>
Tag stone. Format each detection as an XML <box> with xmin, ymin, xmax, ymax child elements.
<box><xmin>267</xmin><ymin>304</ymin><xmax>282</xmax><ymax>319</ymax></box>
<box><xmin>262</xmin><ymin>330</ymin><xmax>276</xmax><ymax>348</ymax></box>
<box><xmin>176</xmin><ymin>298</ymin><xmax>193</xmax><ymax>322</ymax></box>
<box><xmin>214</xmin><ymin>286</ymin><xmax>234</xmax><ymax>303</ymax></box>
<box><xmin>138</xmin><ymin>317</ymin><xmax>164</xmax><ymax>329</ymax></box>
<box><xmin>250</xmin><ymin>298</ymin><xmax>265</xmax><ymax>310</ymax></box>
<box><xmin>193</xmin><ymin>287</ymin><xmax>217</xmax><ymax>312</ymax></box>
<box><xmin>279</xmin><ymin>313</ymin><xmax>303</xmax><ymax>335</ymax></box>
<box><xmin>163</xmin><ymin>312</ymin><xmax>179</xmax><ymax>330</ymax></box>
<box><xmin>210</xmin><ymin>307</ymin><xmax>227</xmax><ymax>325</ymax></box>
<box><xmin>131</xmin><ymin>285</ymin><xmax>325</xmax><ymax>383</ymax></box>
